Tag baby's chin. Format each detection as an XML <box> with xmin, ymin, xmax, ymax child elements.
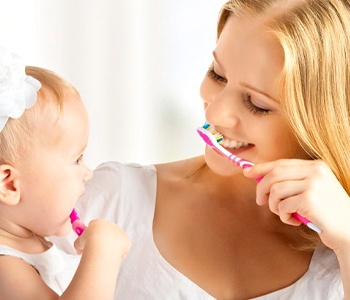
<box><xmin>51</xmin><ymin>222</ymin><xmax>73</xmax><ymax>238</ymax></box>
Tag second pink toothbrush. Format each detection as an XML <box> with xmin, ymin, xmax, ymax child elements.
<box><xmin>70</xmin><ymin>209</ymin><xmax>86</xmax><ymax>236</ymax></box>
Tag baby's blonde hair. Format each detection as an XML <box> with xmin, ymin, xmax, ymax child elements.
<box><xmin>218</xmin><ymin>0</ymin><xmax>350</xmax><ymax>247</ymax></box>
<box><xmin>0</xmin><ymin>66</ymin><xmax>80</xmax><ymax>164</ymax></box>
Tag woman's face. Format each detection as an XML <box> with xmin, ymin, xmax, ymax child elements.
<box><xmin>200</xmin><ymin>15</ymin><xmax>310</xmax><ymax>176</ymax></box>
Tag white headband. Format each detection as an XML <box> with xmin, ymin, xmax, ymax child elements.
<box><xmin>0</xmin><ymin>46</ymin><xmax>41</xmax><ymax>131</ymax></box>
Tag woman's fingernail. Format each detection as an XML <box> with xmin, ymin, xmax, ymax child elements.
<box><xmin>243</xmin><ymin>167</ymin><xmax>252</xmax><ymax>173</ymax></box>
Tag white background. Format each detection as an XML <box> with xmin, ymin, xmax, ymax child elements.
<box><xmin>0</xmin><ymin>0</ymin><xmax>226</xmax><ymax>169</ymax></box>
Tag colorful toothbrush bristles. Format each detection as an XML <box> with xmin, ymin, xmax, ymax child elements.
<box><xmin>197</xmin><ymin>122</ymin><xmax>322</xmax><ymax>234</ymax></box>
<box><xmin>202</xmin><ymin>122</ymin><xmax>223</xmax><ymax>143</ymax></box>
<box><xmin>197</xmin><ymin>122</ymin><xmax>254</xmax><ymax>169</ymax></box>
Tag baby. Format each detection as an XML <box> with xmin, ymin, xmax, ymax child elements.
<box><xmin>0</xmin><ymin>46</ymin><xmax>131</xmax><ymax>299</ymax></box>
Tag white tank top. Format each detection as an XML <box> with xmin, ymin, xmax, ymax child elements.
<box><xmin>0</xmin><ymin>243</ymin><xmax>80</xmax><ymax>295</ymax></box>
<box><xmin>53</xmin><ymin>161</ymin><xmax>344</xmax><ymax>299</ymax></box>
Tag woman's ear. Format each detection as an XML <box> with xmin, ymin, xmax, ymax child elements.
<box><xmin>0</xmin><ymin>164</ymin><xmax>20</xmax><ymax>205</ymax></box>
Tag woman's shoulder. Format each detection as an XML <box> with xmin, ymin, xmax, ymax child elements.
<box><xmin>94</xmin><ymin>161</ymin><xmax>156</xmax><ymax>176</ymax></box>
<box><xmin>86</xmin><ymin>161</ymin><xmax>156</xmax><ymax>189</ymax></box>
<box><xmin>309</xmin><ymin>246</ymin><xmax>341</xmax><ymax>278</ymax></box>
<box><xmin>92</xmin><ymin>156</ymin><xmax>205</xmax><ymax>179</ymax></box>
<box><xmin>155</xmin><ymin>155</ymin><xmax>205</xmax><ymax>180</ymax></box>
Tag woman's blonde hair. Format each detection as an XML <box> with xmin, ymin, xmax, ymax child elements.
<box><xmin>218</xmin><ymin>0</ymin><xmax>350</xmax><ymax>247</ymax></box>
<box><xmin>0</xmin><ymin>66</ymin><xmax>79</xmax><ymax>163</ymax></box>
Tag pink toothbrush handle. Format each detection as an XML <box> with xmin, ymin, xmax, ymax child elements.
<box><xmin>72</xmin><ymin>220</ymin><xmax>86</xmax><ymax>236</ymax></box>
<box><xmin>70</xmin><ymin>209</ymin><xmax>86</xmax><ymax>236</ymax></box>
<box><xmin>292</xmin><ymin>213</ymin><xmax>321</xmax><ymax>233</ymax></box>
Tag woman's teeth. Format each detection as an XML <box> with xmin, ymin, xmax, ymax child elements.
<box><xmin>220</xmin><ymin>138</ymin><xmax>250</xmax><ymax>149</ymax></box>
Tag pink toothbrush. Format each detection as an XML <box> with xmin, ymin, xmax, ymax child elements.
<box><xmin>70</xmin><ymin>209</ymin><xmax>86</xmax><ymax>236</ymax></box>
<box><xmin>197</xmin><ymin>122</ymin><xmax>322</xmax><ymax>233</ymax></box>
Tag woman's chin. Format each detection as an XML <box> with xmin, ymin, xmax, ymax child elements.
<box><xmin>204</xmin><ymin>147</ymin><xmax>244</xmax><ymax>177</ymax></box>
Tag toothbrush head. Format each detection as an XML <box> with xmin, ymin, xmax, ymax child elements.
<box><xmin>70</xmin><ymin>209</ymin><xmax>79</xmax><ymax>223</ymax></box>
<box><xmin>197</xmin><ymin>122</ymin><xmax>254</xmax><ymax>169</ymax></box>
<box><xmin>197</xmin><ymin>126</ymin><xmax>222</xmax><ymax>149</ymax></box>
<box><xmin>202</xmin><ymin>122</ymin><xmax>223</xmax><ymax>143</ymax></box>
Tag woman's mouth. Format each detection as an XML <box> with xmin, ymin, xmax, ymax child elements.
<box><xmin>219</xmin><ymin>137</ymin><xmax>250</xmax><ymax>149</ymax></box>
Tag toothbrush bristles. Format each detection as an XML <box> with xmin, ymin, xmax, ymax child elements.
<box><xmin>203</xmin><ymin>123</ymin><xmax>223</xmax><ymax>142</ymax></box>
<box><xmin>214</xmin><ymin>132</ymin><xmax>223</xmax><ymax>143</ymax></box>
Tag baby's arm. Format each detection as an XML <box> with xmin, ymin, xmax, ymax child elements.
<box><xmin>0</xmin><ymin>219</ymin><xmax>131</xmax><ymax>300</ymax></box>
<box><xmin>0</xmin><ymin>255</ymin><xmax>59</xmax><ymax>299</ymax></box>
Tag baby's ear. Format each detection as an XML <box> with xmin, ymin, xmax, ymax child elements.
<box><xmin>0</xmin><ymin>164</ymin><xmax>20</xmax><ymax>205</ymax></box>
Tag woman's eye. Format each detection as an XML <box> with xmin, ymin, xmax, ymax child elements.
<box><xmin>207</xmin><ymin>67</ymin><xmax>227</xmax><ymax>83</ymax></box>
<box><xmin>243</xmin><ymin>94</ymin><xmax>270</xmax><ymax>115</ymax></box>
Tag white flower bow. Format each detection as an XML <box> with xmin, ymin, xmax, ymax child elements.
<box><xmin>0</xmin><ymin>46</ymin><xmax>41</xmax><ymax>131</ymax></box>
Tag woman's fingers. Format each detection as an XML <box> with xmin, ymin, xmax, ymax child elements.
<box><xmin>266</xmin><ymin>179</ymin><xmax>305</xmax><ymax>213</ymax></box>
<box><xmin>244</xmin><ymin>160</ymin><xmax>312</xmax><ymax>205</ymax></box>
<box><xmin>243</xmin><ymin>159</ymin><xmax>315</xmax><ymax>180</ymax></box>
<box><xmin>244</xmin><ymin>158</ymin><xmax>350</xmax><ymax>250</ymax></box>
<box><xmin>243</xmin><ymin>159</ymin><xmax>323</xmax><ymax>224</ymax></box>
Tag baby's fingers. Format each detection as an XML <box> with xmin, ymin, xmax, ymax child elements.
<box><xmin>74</xmin><ymin>235</ymin><xmax>86</xmax><ymax>255</ymax></box>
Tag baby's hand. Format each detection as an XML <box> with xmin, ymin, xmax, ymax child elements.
<box><xmin>73</xmin><ymin>219</ymin><xmax>131</xmax><ymax>258</ymax></box>
<box><xmin>68</xmin><ymin>219</ymin><xmax>131</xmax><ymax>299</ymax></box>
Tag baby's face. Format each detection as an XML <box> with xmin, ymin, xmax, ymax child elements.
<box><xmin>15</xmin><ymin>91</ymin><xmax>92</xmax><ymax>237</ymax></box>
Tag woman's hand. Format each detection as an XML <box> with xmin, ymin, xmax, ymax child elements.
<box><xmin>243</xmin><ymin>159</ymin><xmax>350</xmax><ymax>252</ymax></box>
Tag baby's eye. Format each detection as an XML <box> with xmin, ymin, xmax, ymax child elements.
<box><xmin>207</xmin><ymin>67</ymin><xmax>227</xmax><ymax>84</ymax></box>
<box><xmin>243</xmin><ymin>94</ymin><xmax>270</xmax><ymax>116</ymax></box>
<box><xmin>76</xmin><ymin>155</ymin><xmax>84</xmax><ymax>165</ymax></box>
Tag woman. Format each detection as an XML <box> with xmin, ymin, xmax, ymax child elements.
<box><xmin>59</xmin><ymin>0</ymin><xmax>349</xmax><ymax>298</ymax></box>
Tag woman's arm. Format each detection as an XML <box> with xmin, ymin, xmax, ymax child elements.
<box><xmin>335</xmin><ymin>244</ymin><xmax>350</xmax><ymax>299</ymax></box>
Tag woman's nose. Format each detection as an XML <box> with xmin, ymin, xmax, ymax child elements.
<box><xmin>204</xmin><ymin>89</ymin><xmax>240</xmax><ymax>128</ymax></box>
